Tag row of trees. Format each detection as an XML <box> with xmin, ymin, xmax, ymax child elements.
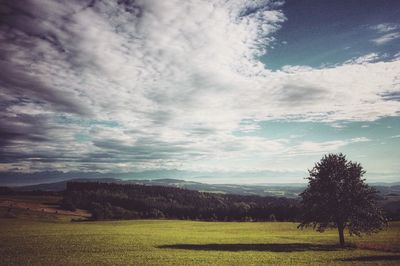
<box><xmin>62</xmin><ymin>181</ymin><xmax>301</xmax><ymax>221</ymax></box>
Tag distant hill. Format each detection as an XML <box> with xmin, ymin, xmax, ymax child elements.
<box><xmin>11</xmin><ymin>177</ymin><xmax>400</xmax><ymax>198</ymax></box>
<box><xmin>13</xmin><ymin>178</ymin><xmax>117</xmax><ymax>192</ymax></box>
<box><xmin>3</xmin><ymin>178</ymin><xmax>399</xmax><ymax>221</ymax></box>
<box><xmin>12</xmin><ymin>178</ymin><xmax>305</xmax><ymax>198</ymax></box>
<box><xmin>62</xmin><ymin>181</ymin><xmax>300</xmax><ymax>221</ymax></box>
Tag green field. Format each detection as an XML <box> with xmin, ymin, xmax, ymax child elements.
<box><xmin>1</xmin><ymin>209</ymin><xmax>400</xmax><ymax>265</ymax></box>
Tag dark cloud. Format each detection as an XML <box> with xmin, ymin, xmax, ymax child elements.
<box><xmin>0</xmin><ymin>61</ymin><xmax>90</xmax><ymax>115</ymax></box>
<box><xmin>380</xmin><ymin>91</ymin><xmax>400</xmax><ymax>101</ymax></box>
<box><xmin>278</xmin><ymin>84</ymin><xmax>327</xmax><ymax>105</ymax></box>
<box><xmin>0</xmin><ymin>113</ymin><xmax>50</xmax><ymax>147</ymax></box>
<box><xmin>188</xmin><ymin>127</ymin><xmax>216</xmax><ymax>136</ymax></box>
<box><xmin>92</xmin><ymin>138</ymin><xmax>196</xmax><ymax>161</ymax></box>
<box><xmin>0</xmin><ymin>0</ymin><xmax>94</xmax><ymax>115</ymax></box>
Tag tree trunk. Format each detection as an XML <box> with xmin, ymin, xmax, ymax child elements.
<box><xmin>338</xmin><ymin>226</ymin><xmax>345</xmax><ymax>247</ymax></box>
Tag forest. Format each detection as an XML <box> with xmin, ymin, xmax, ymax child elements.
<box><xmin>61</xmin><ymin>182</ymin><xmax>301</xmax><ymax>221</ymax></box>
<box><xmin>2</xmin><ymin>181</ymin><xmax>399</xmax><ymax>221</ymax></box>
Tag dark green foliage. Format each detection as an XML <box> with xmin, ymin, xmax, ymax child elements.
<box><xmin>0</xmin><ymin>186</ymin><xmax>14</xmax><ymax>195</ymax></box>
<box><xmin>298</xmin><ymin>153</ymin><xmax>387</xmax><ymax>246</ymax></box>
<box><xmin>59</xmin><ymin>198</ymin><xmax>76</xmax><ymax>211</ymax></box>
<box><xmin>63</xmin><ymin>181</ymin><xmax>300</xmax><ymax>221</ymax></box>
<box><xmin>0</xmin><ymin>187</ymin><xmax>59</xmax><ymax>196</ymax></box>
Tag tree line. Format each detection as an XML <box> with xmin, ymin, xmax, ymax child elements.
<box><xmin>61</xmin><ymin>181</ymin><xmax>301</xmax><ymax>221</ymax></box>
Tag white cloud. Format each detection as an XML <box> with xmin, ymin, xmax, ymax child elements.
<box><xmin>1</xmin><ymin>0</ymin><xmax>400</xmax><ymax>175</ymax></box>
<box><xmin>372</xmin><ymin>32</ymin><xmax>400</xmax><ymax>45</ymax></box>
<box><xmin>370</xmin><ymin>23</ymin><xmax>400</xmax><ymax>45</ymax></box>
<box><xmin>370</xmin><ymin>23</ymin><xmax>399</xmax><ymax>33</ymax></box>
<box><xmin>287</xmin><ymin>137</ymin><xmax>370</xmax><ymax>156</ymax></box>
<box><xmin>344</xmin><ymin>53</ymin><xmax>381</xmax><ymax>64</ymax></box>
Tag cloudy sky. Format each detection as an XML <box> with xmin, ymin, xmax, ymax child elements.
<box><xmin>1</xmin><ymin>0</ymin><xmax>400</xmax><ymax>185</ymax></box>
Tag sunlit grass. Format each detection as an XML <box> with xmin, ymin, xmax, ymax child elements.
<box><xmin>1</xmin><ymin>210</ymin><xmax>399</xmax><ymax>265</ymax></box>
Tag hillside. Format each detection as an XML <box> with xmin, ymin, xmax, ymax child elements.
<box><xmin>62</xmin><ymin>181</ymin><xmax>300</xmax><ymax>221</ymax></box>
<box><xmin>12</xmin><ymin>177</ymin><xmax>400</xmax><ymax>199</ymax></box>
<box><xmin>12</xmin><ymin>178</ymin><xmax>305</xmax><ymax>197</ymax></box>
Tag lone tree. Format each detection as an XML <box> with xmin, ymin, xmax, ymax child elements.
<box><xmin>298</xmin><ymin>153</ymin><xmax>387</xmax><ymax>246</ymax></box>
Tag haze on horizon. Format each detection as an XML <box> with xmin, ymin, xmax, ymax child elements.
<box><xmin>0</xmin><ymin>0</ymin><xmax>400</xmax><ymax>185</ymax></box>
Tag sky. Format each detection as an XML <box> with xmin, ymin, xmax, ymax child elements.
<box><xmin>0</xmin><ymin>0</ymin><xmax>400</xmax><ymax>185</ymax></box>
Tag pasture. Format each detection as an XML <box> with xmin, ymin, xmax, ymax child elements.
<box><xmin>1</xmin><ymin>206</ymin><xmax>399</xmax><ymax>265</ymax></box>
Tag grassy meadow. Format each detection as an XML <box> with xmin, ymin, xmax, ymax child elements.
<box><xmin>1</xmin><ymin>206</ymin><xmax>400</xmax><ymax>265</ymax></box>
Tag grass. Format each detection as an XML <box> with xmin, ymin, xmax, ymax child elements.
<box><xmin>0</xmin><ymin>207</ymin><xmax>399</xmax><ymax>265</ymax></box>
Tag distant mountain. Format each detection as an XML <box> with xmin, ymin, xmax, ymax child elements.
<box><xmin>11</xmin><ymin>178</ymin><xmax>304</xmax><ymax>198</ymax></box>
<box><xmin>10</xmin><ymin>178</ymin><xmax>400</xmax><ymax>198</ymax></box>
<box><xmin>0</xmin><ymin>169</ymin><xmax>306</xmax><ymax>186</ymax></box>
<box><xmin>370</xmin><ymin>182</ymin><xmax>400</xmax><ymax>186</ymax></box>
<box><xmin>13</xmin><ymin>178</ymin><xmax>118</xmax><ymax>192</ymax></box>
<box><xmin>0</xmin><ymin>171</ymin><xmax>116</xmax><ymax>186</ymax></box>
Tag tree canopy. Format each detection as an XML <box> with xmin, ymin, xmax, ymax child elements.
<box><xmin>298</xmin><ymin>153</ymin><xmax>387</xmax><ymax>246</ymax></box>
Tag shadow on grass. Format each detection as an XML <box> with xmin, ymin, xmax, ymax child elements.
<box><xmin>339</xmin><ymin>255</ymin><xmax>400</xmax><ymax>262</ymax></box>
<box><xmin>158</xmin><ymin>243</ymin><xmax>346</xmax><ymax>252</ymax></box>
